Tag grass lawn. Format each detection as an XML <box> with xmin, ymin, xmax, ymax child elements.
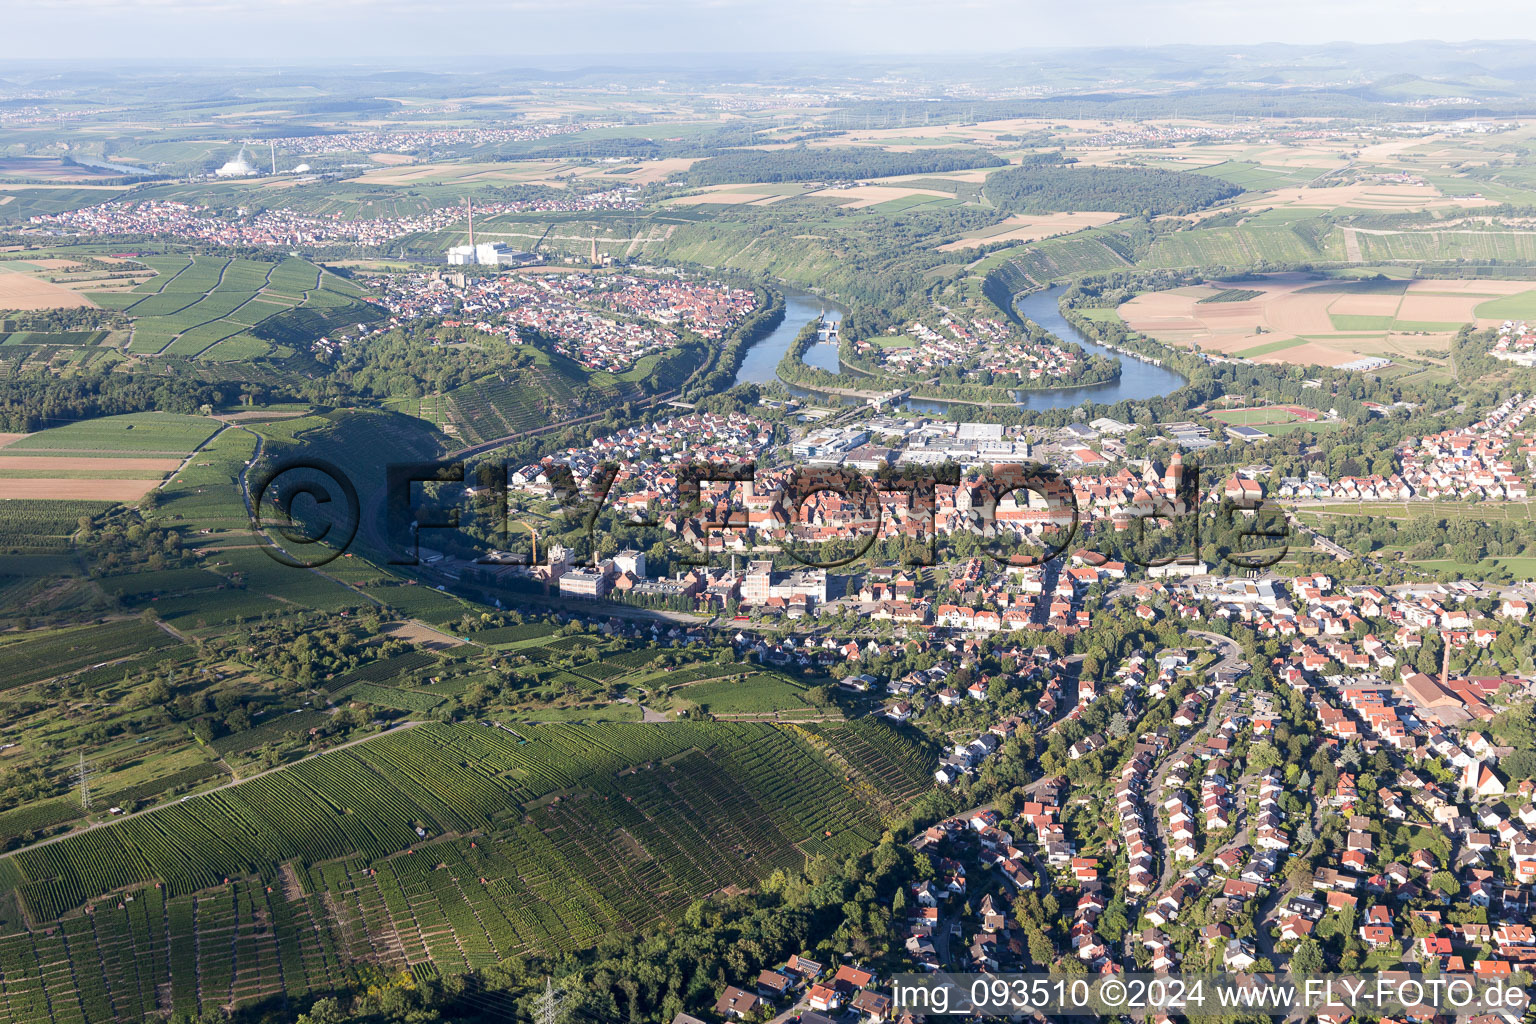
<box><xmin>684</xmin><ymin>673</ymin><xmax>813</xmax><ymax>714</ymax></box>
<box><xmin>1261</xmin><ymin>420</ymin><xmax>1343</xmax><ymax>435</ymax></box>
<box><xmin>873</xmin><ymin>334</ymin><xmax>918</xmax><ymax>349</ymax></box>
<box><xmin>1211</xmin><ymin>407</ymin><xmax>1301</xmax><ymax>425</ymax></box>
<box><xmin>1475</xmin><ymin>289</ymin><xmax>1536</xmax><ymax>320</ymax></box>
<box><xmin>1413</xmin><ymin>555</ymin><xmax>1536</xmax><ymax>578</ymax></box>
<box><xmin>506</xmin><ymin>703</ymin><xmax>644</xmax><ymax>723</ymax></box>
<box><xmin>1076</xmin><ymin>308</ymin><xmax>1124</xmax><ymax>323</ymax></box>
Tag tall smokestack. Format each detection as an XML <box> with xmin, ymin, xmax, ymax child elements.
<box><xmin>1441</xmin><ymin>630</ymin><xmax>1451</xmax><ymax>691</ymax></box>
<box><xmin>466</xmin><ymin>197</ymin><xmax>474</xmax><ymax>248</ymax></box>
<box><xmin>270</xmin><ymin>141</ymin><xmax>276</xmax><ymax>175</ymax></box>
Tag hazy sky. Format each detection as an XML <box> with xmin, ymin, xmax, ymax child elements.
<box><xmin>5</xmin><ymin>0</ymin><xmax>1536</xmax><ymax>61</ymax></box>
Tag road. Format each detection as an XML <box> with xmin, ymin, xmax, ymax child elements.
<box><xmin>1285</xmin><ymin>511</ymin><xmax>1355</xmax><ymax>562</ymax></box>
<box><xmin>1188</xmin><ymin>630</ymin><xmax>1247</xmax><ymax>679</ymax></box>
<box><xmin>1148</xmin><ymin>692</ymin><xmax>1227</xmax><ymax>891</ymax></box>
<box><xmin>158</xmin><ymin>421</ymin><xmax>230</xmax><ymax>492</ymax></box>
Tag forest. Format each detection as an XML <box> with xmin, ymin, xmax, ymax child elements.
<box><xmin>684</xmin><ymin>146</ymin><xmax>1005</xmax><ymax>186</ymax></box>
<box><xmin>0</xmin><ymin>369</ymin><xmax>239</xmax><ymax>432</ymax></box>
<box><xmin>983</xmin><ymin>165</ymin><xmax>1244</xmax><ymax>216</ymax></box>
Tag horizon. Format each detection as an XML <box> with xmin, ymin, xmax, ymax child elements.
<box><xmin>6</xmin><ymin>1</ymin><xmax>1536</xmax><ymax>62</ymax></box>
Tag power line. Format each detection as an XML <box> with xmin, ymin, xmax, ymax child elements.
<box><xmin>77</xmin><ymin>751</ymin><xmax>92</xmax><ymax>812</ymax></box>
<box><xmin>534</xmin><ymin>976</ymin><xmax>567</xmax><ymax>1024</ymax></box>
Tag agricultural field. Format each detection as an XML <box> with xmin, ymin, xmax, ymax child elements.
<box><xmin>0</xmin><ymin>618</ymin><xmax>184</xmax><ymax>693</ymax></box>
<box><xmin>1192</xmin><ymin>161</ymin><xmax>1331</xmax><ymax>191</ymax></box>
<box><xmin>0</xmin><ymin>499</ymin><xmax>114</xmax><ymax>554</ymax></box>
<box><xmin>1139</xmin><ymin>224</ymin><xmax>1342</xmax><ymax>269</ymax></box>
<box><xmin>94</xmin><ymin>254</ymin><xmax>380</xmax><ymax>360</ymax></box>
<box><xmin>936</xmin><ymin>210</ymin><xmax>1122</xmax><ymax>251</ymax></box>
<box><xmin>0</xmin><ymin>263</ymin><xmax>98</xmax><ymax>311</ymax></box>
<box><xmin>0</xmin><ymin>720</ymin><xmax>925</xmax><ymax>1019</ymax></box>
<box><xmin>985</xmin><ymin>231</ymin><xmax>1132</xmax><ymax>284</ymax></box>
<box><xmin>0</xmin><ymin>412</ymin><xmax>219</xmax><ymax>503</ymax></box>
<box><xmin>681</xmin><ymin>672</ymin><xmax>814</xmax><ymax>714</ymax></box>
<box><xmin>1118</xmin><ymin>274</ymin><xmax>1530</xmax><ymax>366</ymax></box>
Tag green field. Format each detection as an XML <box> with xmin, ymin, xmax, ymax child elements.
<box><xmin>1474</xmin><ymin>289</ymin><xmax>1536</xmax><ymax>320</ymax></box>
<box><xmin>0</xmin><ymin>720</ymin><xmax>928</xmax><ymax>1020</ymax></box>
<box><xmin>1259</xmin><ymin>419</ymin><xmax>1343</xmax><ymax>435</ymax></box>
<box><xmin>1193</xmin><ymin>161</ymin><xmax>1331</xmax><ymax>191</ymax></box>
<box><xmin>1211</xmin><ymin>407</ymin><xmax>1302</xmax><ymax>425</ymax></box>
<box><xmin>100</xmin><ymin>254</ymin><xmax>381</xmax><ymax>360</ymax></box>
<box><xmin>1328</xmin><ymin>314</ymin><xmax>1395</xmax><ymax>331</ymax></box>
<box><xmin>5</xmin><ymin>411</ymin><xmax>218</xmax><ymax>455</ymax></box>
<box><xmin>1412</xmin><ymin>555</ymin><xmax>1536</xmax><ymax>578</ymax></box>
<box><xmin>685</xmin><ymin>673</ymin><xmax>813</xmax><ymax>713</ymax></box>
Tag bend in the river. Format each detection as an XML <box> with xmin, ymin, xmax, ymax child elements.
<box><xmin>733</xmin><ymin>284</ymin><xmax>1187</xmax><ymax>413</ymax></box>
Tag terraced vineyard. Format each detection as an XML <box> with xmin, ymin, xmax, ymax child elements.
<box><xmin>1003</xmin><ymin>232</ymin><xmax>1131</xmax><ymax>285</ymax></box>
<box><xmin>0</xmin><ymin>619</ymin><xmax>183</xmax><ymax>693</ymax></box>
<box><xmin>92</xmin><ymin>255</ymin><xmax>381</xmax><ymax>360</ymax></box>
<box><xmin>0</xmin><ymin>720</ymin><xmax>927</xmax><ymax>1021</ymax></box>
<box><xmin>0</xmin><ymin>500</ymin><xmax>113</xmax><ymax>553</ymax></box>
<box><xmin>1141</xmin><ymin>224</ymin><xmax>1342</xmax><ymax>269</ymax></box>
<box><xmin>804</xmin><ymin>719</ymin><xmax>940</xmax><ymax>804</ymax></box>
<box><xmin>1353</xmin><ymin>229</ymin><xmax>1536</xmax><ymax>264</ymax></box>
<box><xmin>445</xmin><ymin>373</ymin><xmax>549</xmax><ymax>443</ymax></box>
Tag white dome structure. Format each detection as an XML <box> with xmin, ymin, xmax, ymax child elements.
<box><xmin>291</xmin><ymin>163</ymin><xmax>311</xmax><ymax>173</ymax></box>
<box><xmin>214</xmin><ymin>148</ymin><xmax>256</xmax><ymax>178</ymax></box>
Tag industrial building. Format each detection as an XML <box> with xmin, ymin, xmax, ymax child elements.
<box><xmin>446</xmin><ymin>242</ymin><xmax>540</xmax><ymax>267</ymax></box>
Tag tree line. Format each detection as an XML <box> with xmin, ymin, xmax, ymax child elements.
<box><xmin>685</xmin><ymin>146</ymin><xmax>1004</xmax><ymax>186</ymax></box>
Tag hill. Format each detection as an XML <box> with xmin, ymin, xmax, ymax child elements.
<box><xmin>0</xmin><ymin>720</ymin><xmax>931</xmax><ymax>1020</ymax></box>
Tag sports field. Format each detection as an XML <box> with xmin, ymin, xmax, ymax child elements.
<box><xmin>1210</xmin><ymin>406</ymin><xmax>1306</xmax><ymax>426</ymax></box>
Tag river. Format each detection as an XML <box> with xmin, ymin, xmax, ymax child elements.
<box><xmin>67</xmin><ymin>157</ymin><xmax>158</xmax><ymax>177</ymax></box>
<box><xmin>731</xmin><ymin>283</ymin><xmax>1185</xmax><ymax>413</ymax></box>
<box><xmin>733</xmin><ymin>288</ymin><xmax>846</xmax><ymax>386</ymax></box>
<box><xmin>1001</xmin><ymin>285</ymin><xmax>1188</xmax><ymax>410</ymax></box>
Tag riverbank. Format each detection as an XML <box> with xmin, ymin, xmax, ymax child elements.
<box><xmin>733</xmin><ymin>287</ymin><xmax>845</xmax><ymax>387</ymax></box>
